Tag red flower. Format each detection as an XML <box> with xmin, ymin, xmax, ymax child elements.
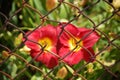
<box><xmin>57</xmin><ymin>23</ymin><xmax>100</xmax><ymax>66</ymax></box>
<box><xmin>24</xmin><ymin>25</ymin><xmax>58</xmax><ymax>69</ymax></box>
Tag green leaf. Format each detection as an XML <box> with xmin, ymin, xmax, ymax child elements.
<box><xmin>31</xmin><ymin>75</ymin><xmax>43</xmax><ymax>80</ymax></box>
<box><xmin>11</xmin><ymin>64</ymin><xmax>18</xmax><ymax>77</ymax></box>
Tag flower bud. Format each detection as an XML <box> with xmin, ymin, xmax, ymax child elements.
<box><xmin>112</xmin><ymin>0</ymin><xmax>120</xmax><ymax>9</ymax></box>
<box><xmin>56</xmin><ymin>67</ymin><xmax>68</xmax><ymax>79</ymax></box>
<box><xmin>46</xmin><ymin>0</ymin><xmax>57</xmax><ymax>11</ymax></box>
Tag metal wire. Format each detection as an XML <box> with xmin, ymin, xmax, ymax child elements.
<box><xmin>0</xmin><ymin>0</ymin><xmax>120</xmax><ymax>80</ymax></box>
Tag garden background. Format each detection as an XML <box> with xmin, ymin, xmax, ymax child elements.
<box><xmin>0</xmin><ymin>0</ymin><xmax>120</xmax><ymax>80</ymax></box>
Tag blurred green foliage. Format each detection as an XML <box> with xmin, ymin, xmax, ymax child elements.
<box><xmin>0</xmin><ymin>0</ymin><xmax>120</xmax><ymax>80</ymax></box>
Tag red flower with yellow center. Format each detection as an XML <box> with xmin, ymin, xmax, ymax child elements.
<box><xmin>24</xmin><ymin>25</ymin><xmax>58</xmax><ymax>68</ymax></box>
<box><xmin>57</xmin><ymin>23</ymin><xmax>100</xmax><ymax>66</ymax></box>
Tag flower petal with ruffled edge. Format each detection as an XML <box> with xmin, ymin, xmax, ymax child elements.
<box><xmin>24</xmin><ymin>25</ymin><xmax>58</xmax><ymax>68</ymax></box>
<box><xmin>30</xmin><ymin>50</ymin><xmax>58</xmax><ymax>68</ymax></box>
<box><xmin>57</xmin><ymin>23</ymin><xmax>100</xmax><ymax>66</ymax></box>
<box><xmin>77</xmin><ymin>28</ymin><xmax>100</xmax><ymax>48</ymax></box>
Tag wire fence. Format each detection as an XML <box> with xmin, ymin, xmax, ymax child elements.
<box><xmin>0</xmin><ymin>0</ymin><xmax>120</xmax><ymax>80</ymax></box>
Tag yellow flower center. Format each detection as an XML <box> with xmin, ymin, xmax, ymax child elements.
<box><xmin>69</xmin><ymin>37</ymin><xmax>83</xmax><ymax>52</ymax></box>
<box><xmin>38</xmin><ymin>37</ymin><xmax>52</xmax><ymax>51</ymax></box>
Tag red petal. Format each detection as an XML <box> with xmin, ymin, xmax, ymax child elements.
<box><xmin>57</xmin><ymin>23</ymin><xmax>79</xmax><ymax>46</ymax></box>
<box><xmin>81</xmin><ymin>47</ymin><xmax>95</xmax><ymax>62</ymax></box>
<box><xmin>58</xmin><ymin>47</ymin><xmax>95</xmax><ymax>65</ymax></box>
<box><xmin>30</xmin><ymin>50</ymin><xmax>42</xmax><ymax>61</ymax></box>
<box><xmin>38</xmin><ymin>25</ymin><xmax>57</xmax><ymax>45</ymax></box>
<box><xmin>30</xmin><ymin>50</ymin><xmax>58</xmax><ymax>68</ymax></box>
<box><xmin>24</xmin><ymin>30</ymin><xmax>40</xmax><ymax>51</ymax></box>
<box><xmin>58</xmin><ymin>23</ymin><xmax>79</xmax><ymax>36</ymax></box>
<box><xmin>45</xmin><ymin>54</ymin><xmax>58</xmax><ymax>68</ymax></box>
<box><xmin>57</xmin><ymin>23</ymin><xmax>99</xmax><ymax>66</ymax></box>
<box><xmin>78</xmin><ymin>28</ymin><xmax>100</xmax><ymax>48</ymax></box>
<box><xmin>24</xmin><ymin>25</ymin><xmax>57</xmax><ymax>51</ymax></box>
<box><xmin>58</xmin><ymin>46</ymin><xmax>84</xmax><ymax>66</ymax></box>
